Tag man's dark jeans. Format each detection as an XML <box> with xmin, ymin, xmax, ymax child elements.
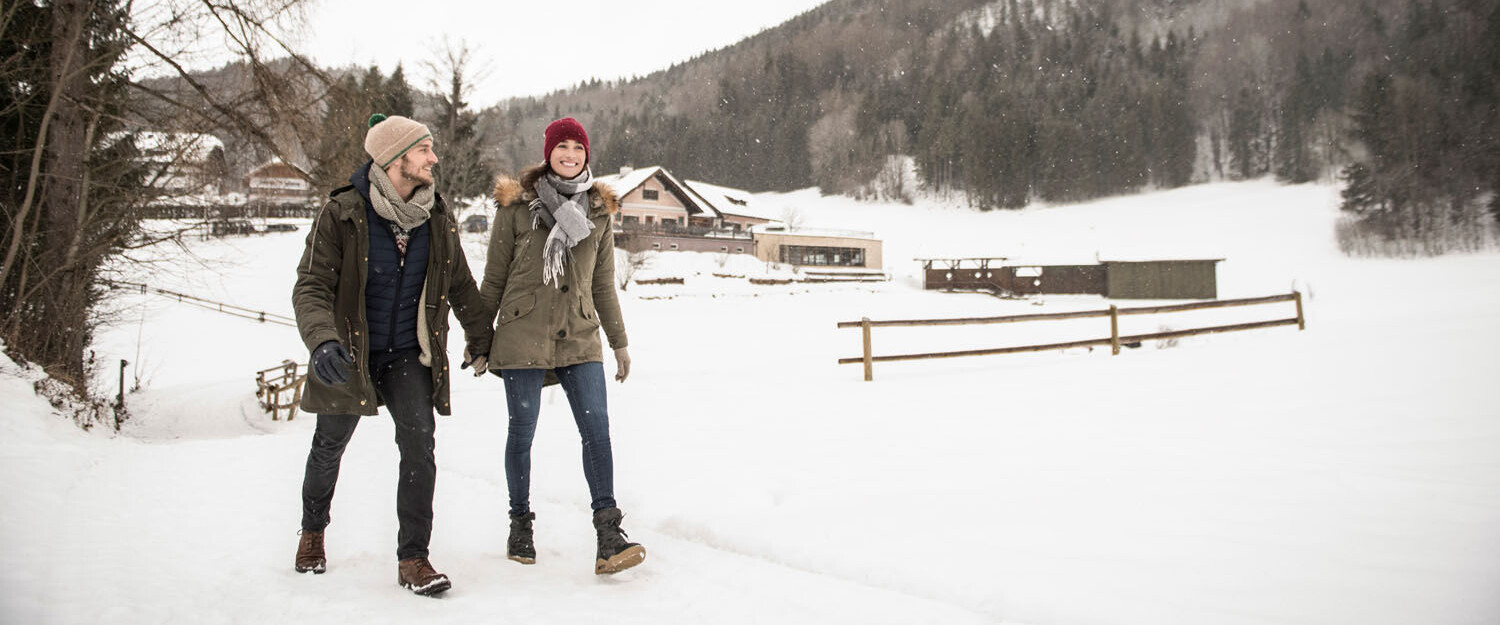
<box><xmin>301</xmin><ymin>348</ymin><xmax>436</xmax><ymax>561</ymax></box>
<box><xmin>500</xmin><ymin>361</ymin><xmax>615</xmax><ymax>516</ymax></box>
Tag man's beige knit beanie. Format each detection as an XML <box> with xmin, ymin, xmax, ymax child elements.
<box><xmin>364</xmin><ymin>114</ymin><xmax>432</xmax><ymax>168</ymax></box>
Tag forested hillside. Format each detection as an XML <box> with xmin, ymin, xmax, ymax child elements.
<box><xmin>137</xmin><ymin>0</ymin><xmax>1500</xmax><ymax>225</ymax></box>
<box><xmin>479</xmin><ymin>0</ymin><xmax>1498</xmax><ymax>226</ymax></box>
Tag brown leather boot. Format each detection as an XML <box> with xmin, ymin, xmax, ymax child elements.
<box><xmin>397</xmin><ymin>557</ymin><xmax>451</xmax><ymax>596</ymax></box>
<box><xmin>294</xmin><ymin>530</ymin><xmax>325</xmax><ymax>574</ymax></box>
<box><xmin>592</xmin><ymin>507</ymin><xmax>645</xmax><ymax>575</ymax></box>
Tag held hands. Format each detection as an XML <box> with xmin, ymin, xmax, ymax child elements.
<box><xmin>311</xmin><ymin>340</ymin><xmax>354</xmax><ymax>386</ymax></box>
<box><xmin>462</xmin><ymin>349</ymin><xmax>488</xmax><ymax>377</ymax></box>
<box><xmin>614</xmin><ymin>347</ymin><xmax>631</xmax><ymax>382</ymax></box>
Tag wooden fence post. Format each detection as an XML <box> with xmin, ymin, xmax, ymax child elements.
<box><xmin>1294</xmin><ymin>291</ymin><xmax>1305</xmax><ymax>330</ymax></box>
<box><xmin>1109</xmin><ymin>305</ymin><xmax>1120</xmax><ymax>355</ymax></box>
<box><xmin>861</xmin><ymin>317</ymin><xmax>873</xmax><ymax>381</ymax></box>
<box><xmin>117</xmin><ymin>359</ymin><xmax>128</xmax><ymax>409</ymax></box>
<box><xmin>288</xmin><ymin>370</ymin><xmax>304</xmax><ymax>421</ymax></box>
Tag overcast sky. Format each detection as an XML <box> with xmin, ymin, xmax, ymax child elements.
<box><xmin>294</xmin><ymin>0</ymin><xmax>831</xmax><ymax>108</ymax></box>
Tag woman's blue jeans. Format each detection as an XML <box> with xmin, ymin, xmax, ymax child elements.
<box><xmin>499</xmin><ymin>361</ymin><xmax>616</xmax><ymax>516</ymax></box>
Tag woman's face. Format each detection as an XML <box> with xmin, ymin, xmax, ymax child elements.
<box><xmin>549</xmin><ymin>139</ymin><xmax>587</xmax><ymax>179</ymax></box>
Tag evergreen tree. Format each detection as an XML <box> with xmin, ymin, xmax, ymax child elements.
<box><xmin>1146</xmin><ymin>31</ymin><xmax>1196</xmax><ymax>188</ymax></box>
<box><xmin>1228</xmin><ymin>86</ymin><xmax>1267</xmax><ymax>180</ymax></box>
<box><xmin>311</xmin><ymin>74</ymin><xmax>366</xmax><ymax>191</ymax></box>
<box><xmin>428</xmin><ymin>45</ymin><xmax>492</xmax><ymax>203</ymax></box>
<box><xmin>1340</xmin><ymin>72</ymin><xmax>1405</xmax><ymax>213</ymax></box>
<box><xmin>1481</xmin><ymin>4</ymin><xmax>1500</xmax><ymax>220</ymax></box>
<box><xmin>383</xmin><ymin>64</ymin><xmax>415</xmax><ymax>118</ymax></box>
<box><xmin>359</xmin><ymin>65</ymin><xmax>385</xmax><ymax>115</ymax></box>
<box><xmin>1275</xmin><ymin>53</ymin><xmax>1318</xmax><ymax>183</ymax></box>
<box><xmin>1</xmin><ymin>0</ymin><xmax>144</xmax><ymax>391</ymax></box>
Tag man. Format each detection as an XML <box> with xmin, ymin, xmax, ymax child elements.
<box><xmin>291</xmin><ymin>114</ymin><xmax>492</xmax><ymax>596</ymax></box>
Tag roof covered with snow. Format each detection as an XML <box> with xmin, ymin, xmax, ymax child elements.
<box><xmin>751</xmin><ymin>224</ymin><xmax>880</xmax><ymax>241</ymax></box>
<box><xmin>245</xmin><ymin>158</ymin><xmax>308</xmax><ymax>179</ymax></box>
<box><xmin>597</xmin><ymin>166</ymin><xmax>722</xmax><ymax>218</ymax></box>
<box><xmin>596</xmin><ymin>166</ymin><xmax>663</xmax><ymax>199</ymax></box>
<box><xmin>109</xmin><ymin>131</ymin><xmax>224</xmax><ymax>163</ymax></box>
<box><xmin>684</xmin><ymin>179</ymin><xmax>777</xmax><ymax>221</ymax></box>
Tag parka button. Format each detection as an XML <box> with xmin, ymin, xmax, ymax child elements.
<box><xmin>556</xmin><ymin>330</ymin><xmax>566</xmax><ymax>338</ymax></box>
<box><xmin>561</xmin><ymin>285</ymin><xmax>570</xmax><ymax>293</ymax></box>
<box><xmin>360</xmin><ymin>400</ymin><xmax>367</xmax><ymax>406</ymax></box>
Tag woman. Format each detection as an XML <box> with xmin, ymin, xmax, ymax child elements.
<box><xmin>470</xmin><ymin>117</ymin><xmax>644</xmax><ymax>575</ymax></box>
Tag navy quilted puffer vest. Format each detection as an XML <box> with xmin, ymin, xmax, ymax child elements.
<box><xmin>365</xmin><ymin>204</ymin><xmax>429</xmax><ymax>353</ymax></box>
<box><xmin>349</xmin><ymin>162</ymin><xmax>432</xmax><ymax>354</ymax></box>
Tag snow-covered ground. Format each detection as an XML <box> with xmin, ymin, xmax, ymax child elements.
<box><xmin>3</xmin><ymin>180</ymin><xmax>1498</xmax><ymax>625</ymax></box>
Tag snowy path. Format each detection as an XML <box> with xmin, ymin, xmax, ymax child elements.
<box><xmin>0</xmin><ymin>369</ymin><xmax>999</xmax><ymax>624</ymax></box>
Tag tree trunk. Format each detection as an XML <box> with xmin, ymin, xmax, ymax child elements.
<box><xmin>29</xmin><ymin>0</ymin><xmax>93</xmax><ymax>386</ymax></box>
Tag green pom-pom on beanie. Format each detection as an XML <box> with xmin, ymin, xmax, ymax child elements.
<box><xmin>368</xmin><ymin>113</ymin><xmax>388</xmax><ymax>128</ymax></box>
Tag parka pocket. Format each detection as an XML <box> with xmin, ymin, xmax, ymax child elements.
<box><xmin>577</xmin><ymin>296</ymin><xmax>600</xmax><ymax>330</ymax></box>
<box><xmin>498</xmin><ymin>293</ymin><xmax>536</xmax><ymax>326</ymax></box>
<box><xmin>425</xmin><ymin>302</ymin><xmax>447</xmax><ymax>332</ymax></box>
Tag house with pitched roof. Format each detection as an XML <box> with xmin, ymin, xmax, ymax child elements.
<box><xmin>596</xmin><ymin>165</ymin><xmax>757</xmax><ymax>254</ymax></box>
<box><xmin>244</xmin><ymin>158</ymin><xmax>316</xmax><ymax>206</ymax></box>
<box><xmin>133</xmin><ymin>131</ymin><xmax>229</xmax><ymax>196</ymax></box>
<box><xmin>683</xmin><ymin>178</ymin><xmax>776</xmax><ymax>233</ymax></box>
<box><xmin>595</xmin><ymin>165</ymin><xmax>885</xmax><ymax>274</ymax></box>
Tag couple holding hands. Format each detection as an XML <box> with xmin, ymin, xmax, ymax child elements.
<box><xmin>290</xmin><ymin>114</ymin><xmax>641</xmax><ymax>595</ymax></box>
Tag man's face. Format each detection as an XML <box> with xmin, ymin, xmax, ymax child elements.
<box><xmin>396</xmin><ymin>138</ymin><xmax>438</xmax><ymax>186</ymax></box>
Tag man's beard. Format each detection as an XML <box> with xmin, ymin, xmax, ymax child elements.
<box><xmin>399</xmin><ymin>156</ymin><xmax>433</xmax><ymax>186</ymax></box>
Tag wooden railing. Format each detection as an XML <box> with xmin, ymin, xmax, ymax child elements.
<box><xmin>256</xmin><ymin>360</ymin><xmax>307</xmax><ymax>420</ymax></box>
<box><xmin>104</xmin><ymin>279</ymin><xmax>296</xmax><ymax>327</ymax></box>
<box><xmin>838</xmin><ymin>292</ymin><xmax>1305</xmax><ymax>381</ymax></box>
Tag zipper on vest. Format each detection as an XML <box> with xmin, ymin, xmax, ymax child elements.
<box><xmin>390</xmin><ymin>251</ymin><xmax>405</xmax><ymax>352</ymax></box>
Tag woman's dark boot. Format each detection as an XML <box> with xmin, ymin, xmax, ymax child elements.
<box><xmin>592</xmin><ymin>507</ymin><xmax>645</xmax><ymax>574</ymax></box>
<box><xmin>508</xmin><ymin>512</ymin><xmax>536</xmax><ymax>564</ymax></box>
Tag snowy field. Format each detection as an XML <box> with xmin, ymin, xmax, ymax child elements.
<box><xmin>3</xmin><ymin>180</ymin><xmax>1498</xmax><ymax>625</ymax></box>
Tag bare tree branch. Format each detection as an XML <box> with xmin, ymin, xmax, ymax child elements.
<box><xmin>119</xmin><ymin>23</ymin><xmax>315</xmax><ymax>181</ymax></box>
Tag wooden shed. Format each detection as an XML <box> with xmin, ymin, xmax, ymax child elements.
<box><xmin>1103</xmin><ymin>260</ymin><xmax>1222</xmax><ymax>299</ymax></box>
<box><xmin>921</xmin><ymin>257</ymin><xmax>1222</xmax><ymax>300</ymax></box>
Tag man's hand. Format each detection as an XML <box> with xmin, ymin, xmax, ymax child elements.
<box><xmin>613</xmin><ymin>347</ymin><xmax>630</xmax><ymax>382</ymax></box>
<box><xmin>311</xmin><ymin>340</ymin><xmax>354</xmax><ymax>386</ymax></box>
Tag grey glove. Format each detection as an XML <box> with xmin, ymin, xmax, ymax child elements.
<box><xmin>462</xmin><ymin>350</ymin><xmax>488</xmax><ymax>377</ymax></box>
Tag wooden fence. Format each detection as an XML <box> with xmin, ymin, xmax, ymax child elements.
<box><xmin>256</xmin><ymin>360</ymin><xmax>306</xmax><ymax>420</ymax></box>
<box><xmin>104</xmin><ymin>279</ymin><xmax>296</xmax><ymax>327</ymax></box>
<box><xmin>838</xmin><ymin>292</ymin><xmax>1305</xmax><ymax>381</ymax></box>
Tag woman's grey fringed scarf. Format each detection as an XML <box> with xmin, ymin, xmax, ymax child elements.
<box><xmin>531</xmin><ymin>169</ymin><xmax>596</xmax><ymax>288</ymax></box>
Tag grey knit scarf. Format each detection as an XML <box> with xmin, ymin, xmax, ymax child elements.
<box><xmin>531</xmin><ymin>169</ymin><xmax>596</xmax><ymax>288</ymax></box>
<box><xmin>368</xmin><ymin>163</ymin><xmax>435</xmax><ymax>231</ymax></box>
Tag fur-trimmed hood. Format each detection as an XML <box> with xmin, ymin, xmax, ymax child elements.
<box><xmin>492</xmin><ymin>172</ymin><xmax>619</xmax><ymax>216</ymax></box>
